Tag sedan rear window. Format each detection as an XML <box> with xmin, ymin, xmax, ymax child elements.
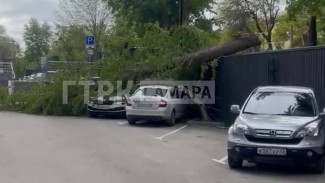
<box><xmin>243</xmin><ymin>92</ymin><xmax>316</xmax><ymax>117</ymax></box>
<box><xmin>143</xmin><ymin>88</ymin><xmax>168</xmax><ymax>97</ymax></box>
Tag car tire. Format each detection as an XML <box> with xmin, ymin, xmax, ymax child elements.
<box><xmin>87</xmin><ymin>112</ymin><xmax>97</xmax><ymax>118</ymax></box>
<box><xmin>127</xmin><ymin>117</ymin><xmax>136</xmax><ymax>125</ymax></box>
<box><xmin>228</xmin><ymin>151</ymin><xmax>243</xmax><ymax>169</ymax></box>
<box><xmin>166</xmin><ymin>110</ymin><xmax>176</xmax><ymax>126</ymax></box>
<box><xmin>313</xmin><ymin>155</ymin><xmax>325</xmax><ymax>174</ymax></box>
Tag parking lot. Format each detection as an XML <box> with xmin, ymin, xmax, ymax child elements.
<box><xmin>0</xmin><ymin>112</ymin><xmax>324</xmax><ymax>183</ymax></box>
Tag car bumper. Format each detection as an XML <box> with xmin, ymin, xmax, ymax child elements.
<box><xmin>228</xmin><ymin>146</ymin><xmax>323</xmax><ymax>165</ymax></box>
<box><xmin>87</xmin><ymin>106</ymin><xmax>126</xmax><ymax>116</ymax></box>
<box><xmin>126</xmin><ymin>107</ymin><xmax>171</xmax><ymax>121</ymax></box>
<box><xmin>228</xmin><ymin>127</ymin><xmax>324</xmax><ymax>164</ymax></box>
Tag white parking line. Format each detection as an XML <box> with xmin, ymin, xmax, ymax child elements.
<box><xmin>212</xmin><ymin>156</ymin><xmax>228</xmax><ymax>165</ymax></box>
<box><xmin>118</xmin><ymin>122</ymin><xmax>128</xmax><ymax>125</ymax></box>
<box><xmin>155</xmin><ymin>125</ymin><xmax>188</xmax><ymax>140</ymax></box>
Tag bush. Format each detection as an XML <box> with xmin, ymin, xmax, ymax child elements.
<box><xmin>0</xmin><ymin>87</ymin><xmax>8</xmax><ymax>110</ymax></box>
<box><xmin>1</xmin><ymin>72</ymin><xmax>88</xmax><ymax>116</ymax></box>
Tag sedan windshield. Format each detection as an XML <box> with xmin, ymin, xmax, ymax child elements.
<box><xmin>243</xmin><ymin>92</ymin><xmax>316</xmax><ymax>116</ymax></box>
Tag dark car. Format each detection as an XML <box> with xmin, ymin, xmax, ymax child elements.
<box><xmin>87</xmin><ymin>96</ymin><xmax>127</xmax><ymax>118</ymax></box>
<box><xmin>228</xmin><ymin>86</ymin><xmax>325</xmax><ymax>174</ymax></box>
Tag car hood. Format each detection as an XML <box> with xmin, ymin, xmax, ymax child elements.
<box><xmin>239</xmin><ymin>114</ymin><xmax>318</xmax><ymax>131</ymax></box>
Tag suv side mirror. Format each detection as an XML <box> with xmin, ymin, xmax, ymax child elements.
<box><xmin>230</xmin><ymin>105</ymin><xmax>241</xmax><ymax>114</ymax></box>
<box><xmin>320</xmin><ymin>108</ymin><xmax>325</xmax><ymax>116</ymax></box>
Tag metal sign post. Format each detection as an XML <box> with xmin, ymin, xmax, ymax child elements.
<box><xmin>86</xmin><ymin>36</ymin><xmax>95</xmax><ymax>62</ymax></box>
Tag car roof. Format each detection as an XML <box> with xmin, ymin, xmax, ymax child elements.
<box><xmin>139</xmin><ymin>85</ymin><xmax>170</xmax><ymax>90</ymax></box>
<box><xmin>256</xmin><ymin>86</ymin><xmax>313</xmax><ymax>93</ymax></box>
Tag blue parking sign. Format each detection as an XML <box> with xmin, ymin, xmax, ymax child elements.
<box><xmin>86</xmin><ymin>36</ymin><xmax>95</xmax><ymax>46</ymax></box>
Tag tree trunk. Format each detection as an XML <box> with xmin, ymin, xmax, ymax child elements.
<box><xmin>181</xmin><ymin>0</ymin><xmax>190</xmax><ymax>25</ymax></box>
<box><xmin>303</xmin><ymin>16</ymin><xmax>317</xmax><ymax>47</ymax></box>
<box><xmin>179</xmin><ymin>33</ymin><xmax>261</xmax><ymax>67</ymax></box>
<box><xmin>267</xmin><ymin>36</ymin><xmax>273</xmax><ymax>50</ymax></box>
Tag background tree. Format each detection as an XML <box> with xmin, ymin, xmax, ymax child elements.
<box><xmin>104</xmin><ymin>0</ymin><xmax>215</xmax><ymax>30</ymax></box>
<box><xmin>286</xmin><ymin>0</ymin><xmax>325</xmax><ymax>44</ymax></box>
<box><xmin>48</xmin><ymin>25</ymin><xmax>88</xmax><ymax>61</ymax></box>
<box><xmin>0</xmin><ymin>25</ymin><xmax>17</xmax><ymax>58</ymax></box>
<box><xmin>286</xmin><ymin>0</ymin><xmax>325</xmax><ymax>19</ymax></box>
<box><xmin>218</xmin><ymin>0</ymin><xmax>281</xmax><ymax>50</ymax></box>
<box><xmin>57</xmin><ymin>0</ymin><xmax>114</xmax><ymax>53</ymax></box>
<box><xmin>23</xmin><ymin>18</ymin><xmax>51</xmax><ymax>66</ymax></box>
<box><xmin>273</xmin><ymin>14</ymin><xmax>309</xmax><ymax>48</ymax></box>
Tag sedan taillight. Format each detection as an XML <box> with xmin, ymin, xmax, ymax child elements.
<box><xmin>159</xmin><ymin>100</ymin><xmax>167</xmax><ymax>108</ymax></box>
<box><xmin>126</xmin><ymin>99</ymin><xmax>132</xmax><ymax>106</ymax></box>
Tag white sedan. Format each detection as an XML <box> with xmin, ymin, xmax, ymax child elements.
<box><xmin>126</xmin><ymin>85</ymin><xmax>188</xmax><ymax>126</ymax></box>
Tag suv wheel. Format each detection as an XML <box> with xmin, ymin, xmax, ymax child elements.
<box><xmin>127</xmin><ymin>117</ymin><xmax>136</xmax><ymax>125</ymax></box>
<box><xmin>314</xmin><ymin>156</ymin><xmax>324</xmax><ymax>174</ymax></box>
<box><xmin>228</xmin><ymin>151</ymin><xmax>243</xmax><ymax>169</ymax></box>
<box><xmin>166</xmin><ymin>110</ymin><xmax>176</xmax><ymax>126</ymax></box>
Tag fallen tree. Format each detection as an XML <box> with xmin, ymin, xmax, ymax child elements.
<box><xmin>180</xmin><ymin>33</ymin><xmax>261</xmax><ymax>67</ymax></box>
<box><xmin>179</xmin><ymin>33</ymin><xmax>261</xmax><ymax>121</ymax></box>
<box><xmin>125</xmin><ymin>33</ymin><xmax>261</xmax><ymax>121</ymax></box>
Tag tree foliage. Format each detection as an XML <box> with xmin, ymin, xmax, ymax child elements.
<box><xmin>24</xmin><ymin>18</ymin><xmax>51</xmax><ymax>64</ymax></box>
<box><xmin>104</xmin><ymin>0</ymin><xmax>215</xmax><ymax>30</ymax></box>
<box><xmin>218</xmin><ymin>0</ymin><xmax>281</xmax><ymax>50</ymax></box>
<box><xmin>286</xmin><ymin>0</ymin><xmax>325</xmax><ymax>44</ymax></box>
<box><xmin>57</xmin><ymin>0</ymin><xmax>114</xmax><ymax>52</ymax></box>
<box><xmin>49</xmin><ymin>25</ymin><xmax>88</xmax><ymax>61</ymax></box>
<box><xmin>286</xmin><ymin>0</ymin><xmax>325</xmax><ymax>19</ymax></box>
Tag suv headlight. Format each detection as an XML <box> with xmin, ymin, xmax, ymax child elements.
<box><xmin>233</xmin><ymin>123</ymin><xmax>249</xmax><ymax>134</ymax></box>
<box><xmin>296</xmin><ymin>121</ymin><xmax>320</xmax><ymax>138</ymax></box>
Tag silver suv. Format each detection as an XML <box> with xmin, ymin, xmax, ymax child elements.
<box><xmin>228</xmin><ymin>86</ymin><xmax>325</xmax><ymax>174</ymax></box>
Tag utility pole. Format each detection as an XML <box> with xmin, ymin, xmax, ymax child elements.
<box><xmin>176</xmin><ymin>0</ymin><xmax>184</xmax><ymax>26</ymax></box>
<box><xmin>180</xmin><ymin>0</ymin><xmax>184</xmax><ymax>26</ymax></box>
<box><xmin>176</xmin><ymin>0</ymin><xmax>184</xmax><ymax>48</ymax></box>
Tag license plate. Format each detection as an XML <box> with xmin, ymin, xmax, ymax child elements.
<box><xmin>257</xmin><ymin>148</ymin><xmax>287</xmax><ymax>156</ymax></box>
<box><xmin>139</xmin><ymin>104</ymin><xmax>152</xmax><ymax>108</ymax></box>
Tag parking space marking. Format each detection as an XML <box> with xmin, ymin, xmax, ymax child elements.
<box><xmin>155</xmin><ymin>125</ymin><xmax>188</xmax><ymax>140</ymax></box>
<box><xmin>118</xmin><ymin>122</ymin><xmax>128</xmax><ymax>125</ymax></box>
<box><xmin>212</xmin><ymin>156</ymin><xmax>228</xmax><ymax>165</ymax></box>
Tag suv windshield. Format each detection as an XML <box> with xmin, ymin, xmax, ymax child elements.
<box><xmin>243</xmin><ymin>92</ymin><xmax>316</xmax><ymax>117</ymax></box>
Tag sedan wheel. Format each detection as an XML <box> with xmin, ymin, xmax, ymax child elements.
<box><xmin>127</xmin><ymin>117</ymin><xmax>136</xmax><ymax>125</ymax></box>
<box><xmin>166</xmin><ymin>111</ymin><xmax>176</xmax><ymax>126</ymax></box>
<box><xmin>87</xmin><ymin>112</ymin><xmax>97</xmax><ymax>118</ymax></box>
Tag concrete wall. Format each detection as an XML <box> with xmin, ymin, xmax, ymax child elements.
<box><xmin>9</xmin><ymin>81</ymin><xmax>39</xmax><ymax>94</ymax></box>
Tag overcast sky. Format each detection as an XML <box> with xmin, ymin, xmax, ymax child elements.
<box><xmin>0</xmin><ymin>0</ymin><xmax>59</xmax><ymax>48</ymax></box>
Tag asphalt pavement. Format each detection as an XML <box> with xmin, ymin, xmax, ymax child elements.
<box><xmin>0</xmin><ymin>112</ymin><xmax>324</xmax><ymax>183</ymax></box>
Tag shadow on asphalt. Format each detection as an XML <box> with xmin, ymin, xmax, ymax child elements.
<box><xmin>132</xmin><ymin>121</ymin><xmax>186</xmax><ymax>128</ymax></box>
<box><xmin>233</xmin><ymin>163</ymin><xmax>323</xmax><ymax>176</ymax></box>
<box><xmin>89</xmin><ymin>115</ymin><xmax>126</xmax><ymax>120</ymax></box>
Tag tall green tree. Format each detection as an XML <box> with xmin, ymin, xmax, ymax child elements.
<box><xmin>104</xmin><ymin>0</ymin><xmax>214</xmax><ymax>29</ymax></box>
<box><xmin>57</xmin><ymin>0</ymin><xmax>114</xmax><ymax>53</ymax></box>
<box><xmin>286</xmin><ymin>0</ymin><xmax>325</xmax><ymax>44</ymax></box>
<box><xmin>286</xmin><ymin>0</ymin><xmax>325</xmax><ymax>19</ymax></box>
<box><xmin>23</xmin><ymin>18</ymin><xmax>52</xmax><ymax>64</ymax></box>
